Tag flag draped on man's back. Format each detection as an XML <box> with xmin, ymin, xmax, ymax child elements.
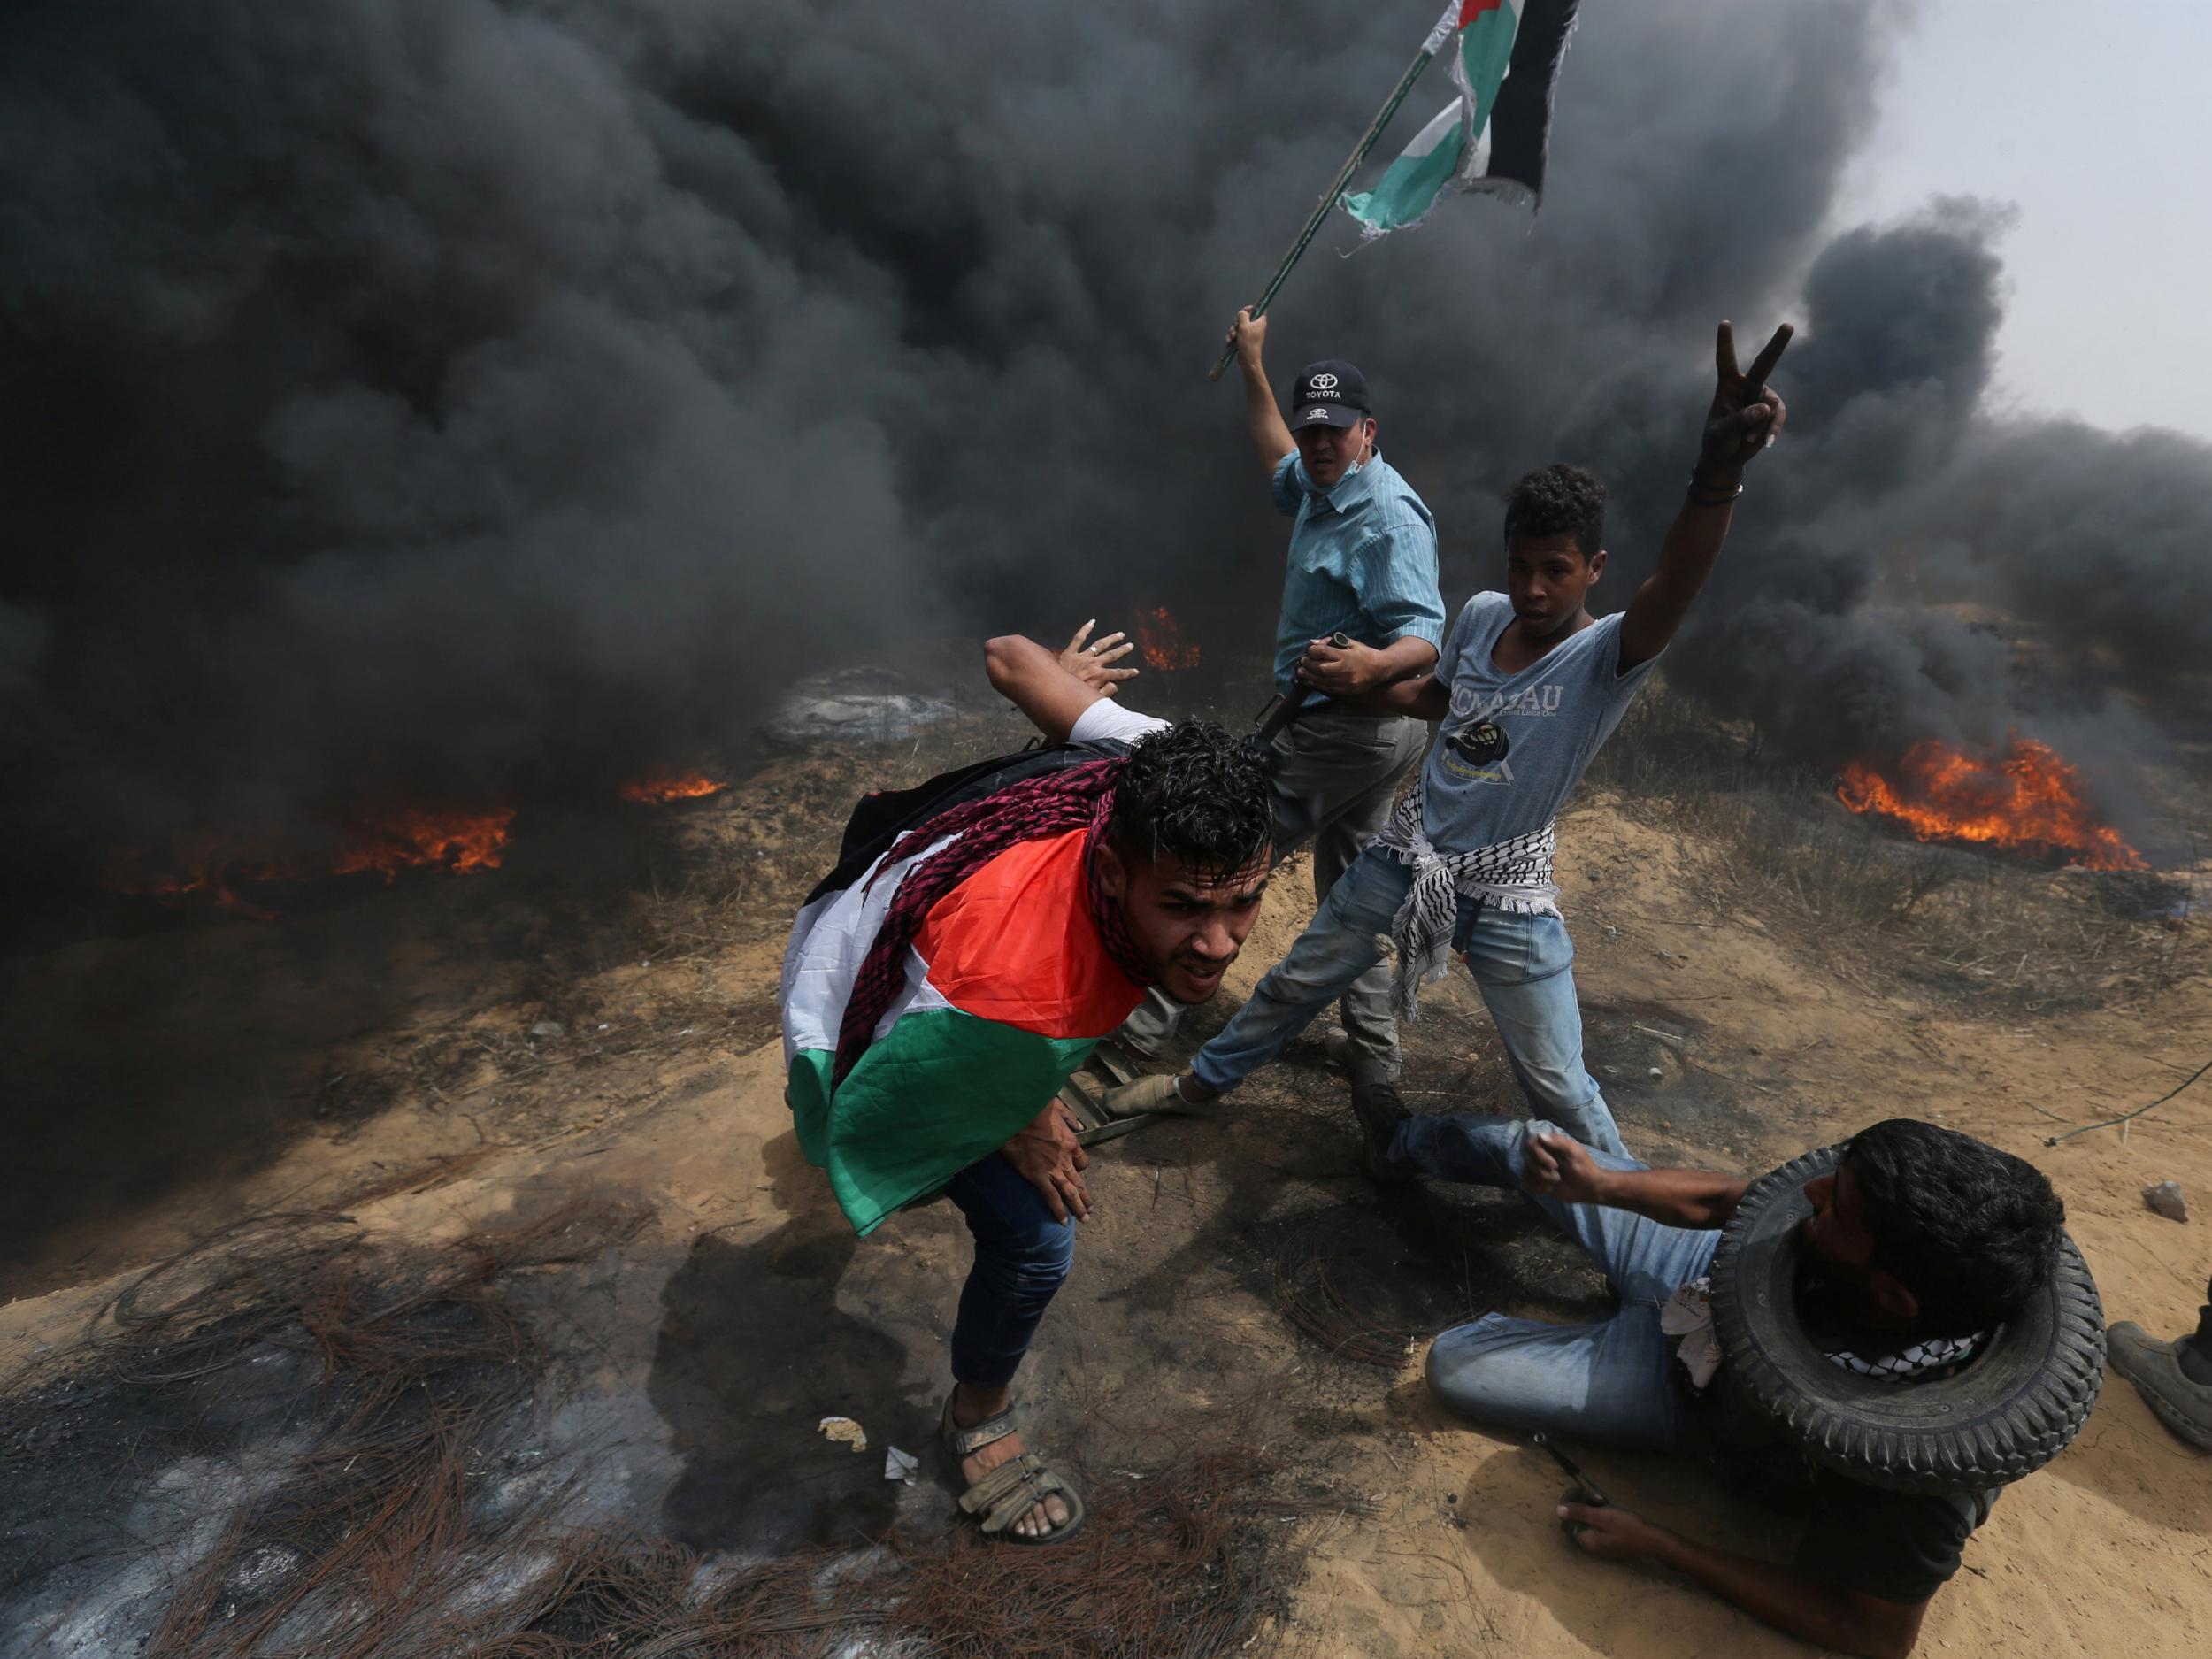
<box><xmin>1342</xmin><ymin>0</ymin><xmax>1581</xmax><ymax>238</ymax></box>
<box><xmin>780</xmin><ymin>756</ymin><xmax>1150</xmax><ymax>1235</ymax></box>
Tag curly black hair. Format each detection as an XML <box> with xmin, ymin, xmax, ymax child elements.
<box><xmin>1502</xmin><ymin>462</ymin><xmax>1607</xmax><ymax>558</ymax></box>
<box><xmin>1105</xmin><ymin>720</ymin><xmax>1273</xmax><ymax>880</ymax></box>
<box><xmin>1847</xmin><ymin>1119</ymin><xmax>2065</xmax><ymax>1333</ymax></box>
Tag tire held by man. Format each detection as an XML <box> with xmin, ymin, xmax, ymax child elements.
<box><xmin>1707</xmin><ymin>1143</ymin><xmax>2107</xmax><ymax>1497</ymax></box>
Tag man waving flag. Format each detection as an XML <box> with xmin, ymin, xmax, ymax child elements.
<box><xmin>1343</xmin><ymin>0</ymin><xmax>1581</xmax><ymax>238</ymax></box>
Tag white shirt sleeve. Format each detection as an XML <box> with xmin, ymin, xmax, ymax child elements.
<box><xmin>1069</xmin><ymin>700</ymin><xmax>1172</xmax><ymax>746</ymax></box>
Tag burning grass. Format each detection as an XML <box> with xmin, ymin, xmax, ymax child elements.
<box><xmin>618</xmin><ymin>768</ymin><xmax>727</xmax><ymax>805</ymax></box>
<box><xmin>1837</xmin><ymin>737</ymin><xmax>2146</xmax><ymax>871</ymax></box>
<box><xmin>107</xmin><ymin>772</ymin><xmax>732</xmax><ymax>920</ymax></box>
<box><xmin>106</xmin><ymin>803</ymin><xmax>518</xmax><ymax>918</ymax></box>
<box><xmin>1590</xmin><ymin>688</ymin><xmax>2204</xmax><ymax>1014</ymax></box>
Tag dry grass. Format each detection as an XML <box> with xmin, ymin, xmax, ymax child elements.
<box><xmin>9</xmin><ymin>1202</ymin><xmax>1336</xmax><ymax>1659</ymax></box>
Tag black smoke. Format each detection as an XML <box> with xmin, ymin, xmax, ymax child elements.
<box><xmin>1</xmin><ymin>0</ymin><xmax>2204</xmax><ymax>876</ymax></box>
<box><xmin>1671</xmin><ymin>196</ymin><xmax>2212</xmax><ymax>790</ymax></box>
<box><xmin>1661</xmin><ymin>199</ymin><xmax>2024</xmax><ymax>764</ymax></box>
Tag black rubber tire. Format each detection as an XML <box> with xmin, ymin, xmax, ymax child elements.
<box><xmin>1705</xmin><ymin>1142</ymin><xmax>2106</xmax><ymax>1496</ymax></box>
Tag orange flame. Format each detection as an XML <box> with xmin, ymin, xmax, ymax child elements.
<box><xmin>619</xmin><ymin>768</ymin><xmax>727</xmax><ymax>804</ymax></box>
<box><xmin>1133</xmin><ymin>606</ymin><xmax>1201</xmax><ymax>672</ymax></box>
<box><xmin>105</xmin><ymin>848</ymin><xmax>283</xmax><ymax>920</ymax></box>
<box><xmin>1837</xmin><ymin>738</ymin><xmax>2145</xmax><ymax>871</ymax></box>
<box><xmin>107</xmin><ymin>803</ymin><xmax>515</xmax><ymax>916</ymax></box>
<box><xmin>331</xmin><ymin>805</ymin><xmax>515</xmax><ymax>882</ymax></box>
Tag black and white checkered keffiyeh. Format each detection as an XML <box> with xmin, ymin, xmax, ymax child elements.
<box><xmin>1371</xmin><ymin>780</ymin><xmax>1559</xmax><ymax>1022</ymax></box>
<box><xmin>1824</xmin><ymin>1330</ymin><xmax>1983</xmax><ymax>1381</ymax></box>
<box><xmin>1665</xmin><ymin>1275</ymin><xmax>1984</xmax><ymax>1391</ymax></box>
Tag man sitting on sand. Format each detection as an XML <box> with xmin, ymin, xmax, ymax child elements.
<box><xmin>780</xmin><ymin>720</ymin><xmax>1273</xmax><ymax>1541</ymax></box>
<box><xmin>1106</xmin><ymin>319</ymin><xmax>1793</xmax><ymax>1159</ymax></box>
<box><xmin>1355</xmin><ymin>1102</ymin><xmax>2069</xmax><ymax>1659</ymax></box>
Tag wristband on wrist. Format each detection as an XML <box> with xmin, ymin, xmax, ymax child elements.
<box><xmin>1687</xmin><ymin>466</ymin><xmax>1745</xmax><ymax>506</ymax></box>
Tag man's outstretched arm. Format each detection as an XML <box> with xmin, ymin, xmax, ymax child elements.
<box><xmin>1566</xmin><ymin>1504</ymin><xmax>1929</xmax><ymax>1659</ymax></box>
<box><xmin>1228</xmin><ymin>308</ymin><xmax>1295</xmax><ymax>480</ymax></box>
<box><xmin>1617</xmin><ymin>320</ymin><xmax>1793</xmax><ymax>672</ymax></box>
<box><xmin>1561</xmin><ymin>1504</ymin><xmax>1929</xmax><ymax>1659</ymax></box>
<box><xmin>983</xmin><ymin>625</ymin><xmax>1138</xmax><ymax>745</ymax></box>
<box><xmin>1523</xmin><ymin>1131</ymin><xmax>1747</xmax><ymax>1229</ymax></box>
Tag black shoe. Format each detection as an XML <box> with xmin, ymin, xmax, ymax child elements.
<box><xmin>1348</xmin><ymin>1080</ymin><xmax>1412</xmax><ymax>1184</ymax></box>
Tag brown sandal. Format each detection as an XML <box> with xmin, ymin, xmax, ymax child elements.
<box><xmin>939</xmin><ymin>1393</ymin><xmax>1088</xmax><ymax>1543</ymax></box>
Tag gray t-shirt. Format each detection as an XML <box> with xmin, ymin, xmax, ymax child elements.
<box><xmin>1420</xmin><ymin>592</ymin><xmax>1659</xmax><ymax>850</ymax></box>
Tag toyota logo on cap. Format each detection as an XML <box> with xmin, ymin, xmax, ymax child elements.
<box><xmin>1292</xmin><ymin>359</ymin><xmax>1369</xmax><ymax>419</ymax></box>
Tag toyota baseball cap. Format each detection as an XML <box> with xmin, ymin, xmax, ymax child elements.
<box><xmin>1289</xmin><ymin>359</ymin><xmax>1371</xmax><ymax>430</ymax></box>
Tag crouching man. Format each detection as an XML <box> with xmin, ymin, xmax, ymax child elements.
<box><xmin>780</xmin><ymin>722</ymin><xmax>1273</xmax><ymax>1541</ymax></box>
<box><xmin>1353</xmin><ymin>1101</ymin><xmax>2086</xmax><ymax>1658</ymax></box>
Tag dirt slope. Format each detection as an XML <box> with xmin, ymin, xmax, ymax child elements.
<box><xmin>4</xmin><ymin>719</ymin><xmax>2208</xmax><ymax>1657</ymax></box>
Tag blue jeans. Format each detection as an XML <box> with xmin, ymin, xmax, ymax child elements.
<box><xmin>1388</xmin><ymin>1114</ymin><xmax>1719</xmax><ymax>1450</ymax></box>
<box><xmin>1191</xmin><ymin>845</ymin><xmax>1625</xmax><ymax>1157</ymax></box>
<box><xmin>944</xmin><ymin>1152</ymin><xmax>1076</xmax><ymax>1391</ymax></box>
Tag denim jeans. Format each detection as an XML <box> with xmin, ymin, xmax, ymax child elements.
<box><xmin>943</xmin><ymin>1152</ymin><xmax>1076</xmax><ymax>1391</ymax></box>
<box><xmin>1190</xmin><ymin>844</ymin><xmax>1625</xmax><ymax>1157</ymax></box>
<box><xmin>1387</xmin><ymin>1114</ymin><xmax>1719</xmax><ymax>1450</ymax></box>
<box><xmin>1120</xmin><ymin>710</ymin><xmax>1425</xmax><ymax>1076</ymax></box>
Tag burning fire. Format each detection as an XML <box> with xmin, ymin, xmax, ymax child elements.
<box><xmin>1133</xmin><ymin>606</ymin><xmax>1202</xmax><ymax>672</ymax></box>
<box><xmin>619</xmin><ymin>768</ymin><xmax>727</xmax><ymax>804</ymax></box>
<box><xmin>331</xmin><ymin>805</ymin><xmax>515</xmax><ymax>881</ymax></box>
<box><xmin>1837</xmin><ymin>737</ymin><xmax>2145</xmax><ymax>871</ymax></box>
<box><xmin>107</xmin><ymin>848</ymin><xmax>288</xmax><ymax>921</ymax></box>
<box><xmin>108</xmin><ymin>803</ymin><xmax>516</xmax><ymax>918</ymax></box>
<box><xmin>109</xmin><ymin>764</ymin><xmax>729</xmax><ymax>919</ymax></box>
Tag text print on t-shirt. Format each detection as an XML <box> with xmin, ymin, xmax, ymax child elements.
<box><xmin>1441</xmin><ymin>682</ymin><xmax>1563</xmax><ymax>786</ymax></box>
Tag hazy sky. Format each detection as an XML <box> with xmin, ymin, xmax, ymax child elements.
<box><xmin>1840</xmin><ymin>0</ymin><xmax>2212</xmax><ymax>439</ymax></box>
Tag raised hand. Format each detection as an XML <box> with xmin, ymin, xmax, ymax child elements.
<box><xmin>1058</xmin><ymin>619</ymin><xmax>1139</xmax><ymax>696</ymax></box>
<box><xmin>1700</xmin><ymin>320</ymin><xmax>1793</xmax><ymax>475</ymax></box>
<box><xmin>1228</xmin><ymin>306</ymin><xmax>1268</xmax><ymax>369</ymax></box>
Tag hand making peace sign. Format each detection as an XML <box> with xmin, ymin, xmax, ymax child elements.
<box><xmin>1699</xmin><ymin>320</ymin><xmax>1793</xmax><ymax>475</ymax></box>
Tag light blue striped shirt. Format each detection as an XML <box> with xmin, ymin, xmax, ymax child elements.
<box><xmin>1270</xmin><ymin>449</ymin><xmax>1446</xmax><ymax>702</ymax></box>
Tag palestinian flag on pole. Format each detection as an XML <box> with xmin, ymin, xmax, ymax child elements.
<box><xmin>1342</xmin><ymin>0</ymin><xmax>1581</xmax><ymax>238</ymax></box>
<box><xmin>781</xmin><ymin>764</ymin><xmax>1146</xmax><ymax>1235</ymax></box>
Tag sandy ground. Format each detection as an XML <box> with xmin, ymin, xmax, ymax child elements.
<box><xmin>4</xmin><ymin>700</ymin><xmax>2210</xmax><ymax>1656</ymax></box>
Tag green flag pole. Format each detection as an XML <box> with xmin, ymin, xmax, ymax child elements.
<box><xmin>1207</xmin><ymin>41</ymin><xmax>1443</xmax><ymax>381</ymax></box>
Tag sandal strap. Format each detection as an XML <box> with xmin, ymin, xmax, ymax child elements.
<box><xmin>983</xmin><ymin>1472</ymin><xmax>1069</xmax><ymax>1533</ymax></box>
<box><xmin>941</xmin><ymin>1397</ymin><xmax>1023</xmax><ymax>1458</ymax></box>
<box><xmin>962</xmin><ymin>1452</ymin><xmax>1071</xmax><ymax>1532</ymax></box>
<box><xmin>958</xmin><ymin>1449</ymin><xmax>1046</xmax><ymax>1516</ymax></box>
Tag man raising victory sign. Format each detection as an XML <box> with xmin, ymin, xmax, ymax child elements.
<box><xmin>1111</xmin><ymin>319</ymin><xmax>1793</xmax><ymax>1162</ymax></box>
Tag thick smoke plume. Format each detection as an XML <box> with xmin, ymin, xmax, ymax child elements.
<box><xmin>2</xmin><ymin>0</ymin><xmax>2205</xmax><ymax>878</ymax></box>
